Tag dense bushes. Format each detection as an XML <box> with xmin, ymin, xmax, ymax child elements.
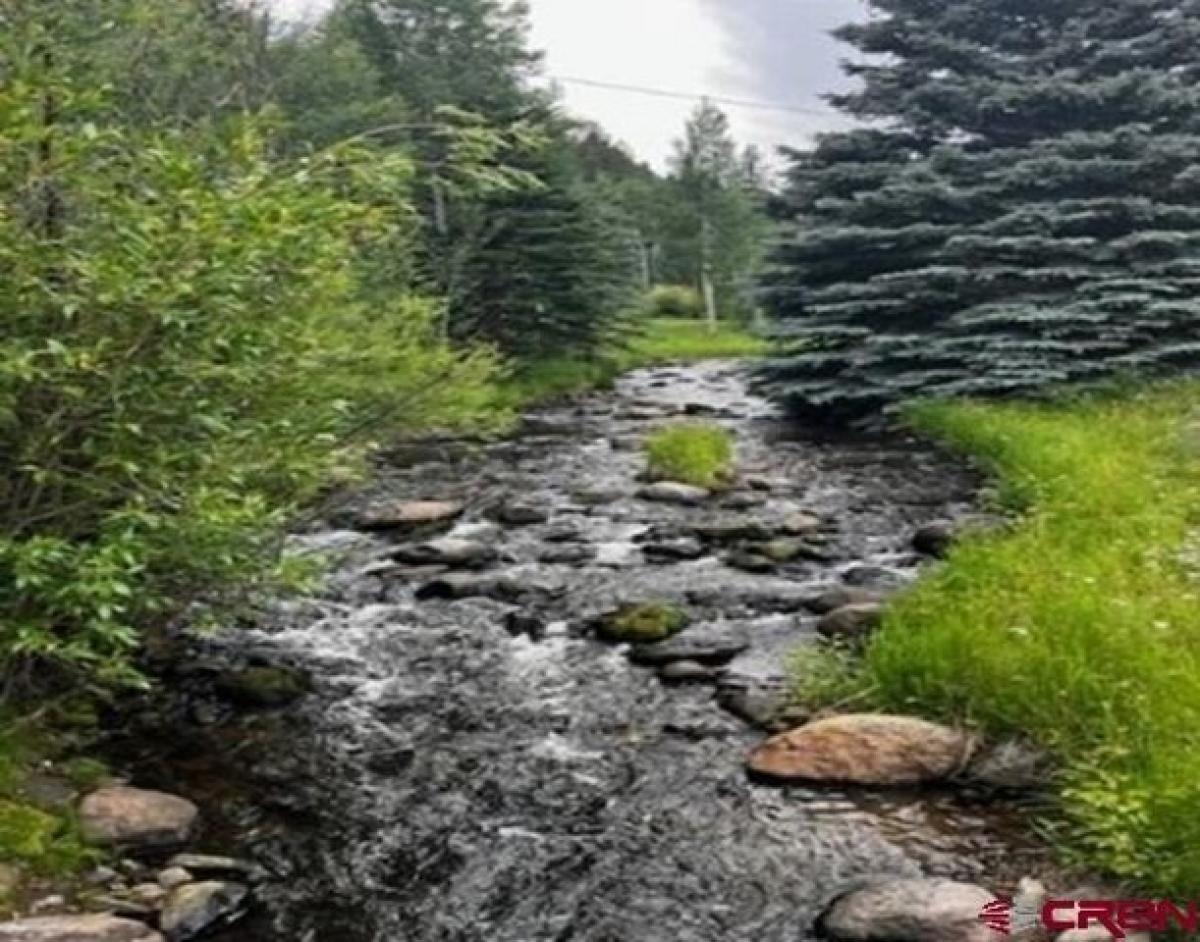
<box><xmin>0</xmin><ymin>45</ymin><xmax>499</xmax><ymax>683</ymax></box>
<box><xmin>645</xmin><ymin>285</ymin><xmax>704</xmax><ymax>320</ymax></box>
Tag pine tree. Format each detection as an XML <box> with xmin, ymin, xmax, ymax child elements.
<box><xmin>763</xmin><ymin>0</ymin><xmax>1200</xmax><ymax>422</ymax></box>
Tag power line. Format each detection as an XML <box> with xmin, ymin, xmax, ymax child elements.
<box><xmin>550</xmin><ymin>75</ymin><xmax>840</xmax><ymax>119</ymax></box>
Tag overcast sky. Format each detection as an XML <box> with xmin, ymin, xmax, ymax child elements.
<box><xmin>268</xmin><ymin>0</ymin><xmax>866</xmax><ymax>170</ymax></box>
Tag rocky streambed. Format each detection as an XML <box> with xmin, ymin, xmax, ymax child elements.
<box><xmin>26</xmin><ymin>361</ymin><xmax>1064</xmax><ymax>942</ymax></box>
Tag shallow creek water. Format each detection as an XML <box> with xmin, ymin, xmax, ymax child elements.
<box><xmin>116</xmin><ymin>361</ymin><xmax>1050</xmax><ymax>942</ymax></box>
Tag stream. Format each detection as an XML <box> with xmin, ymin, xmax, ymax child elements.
<box><xmin>116</xmin><ymin>361</ymin><xmax>1050</xmax><ymax>942</ymax></box>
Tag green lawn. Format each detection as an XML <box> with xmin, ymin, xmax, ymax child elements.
<box><xmin>828</xmin><ymin>384</ymin><xmax>1200</xmax><ymax>893</ymax></box>
<box><xmin>503</xmin><ymin>317</ymin><xmax>769</xmax><ymax>405</ymax></box>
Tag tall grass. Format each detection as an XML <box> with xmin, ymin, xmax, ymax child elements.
<box><xmin>644</xmin><ymin>422</ymin><xmax>735</xmax><ymax>488</ymax></box>
<box><xmin>860</xmin><ymin>384</ymin><xmax>1200</xmax><ymax>891</ymax></box>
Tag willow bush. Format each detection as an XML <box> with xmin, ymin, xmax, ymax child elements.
<box><xmin>0</xmin><ymin>29</ymin><xmax>500</xmax><ymax>686</ymax></box>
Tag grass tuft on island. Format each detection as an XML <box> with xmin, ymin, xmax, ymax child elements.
<box><xmin>796</xmin><ymin>382</ymin><xmax>1200</xmax><ymax>895</ymax></box>
<box><xmin>503</xmin><ymin>317</ymin><xmax>769</xmax><ymax>405</ymax></box>
<box><xmin>645</xmin><ymin>422</ymin><xmax>735</xmax><ymax>489</ymax></box>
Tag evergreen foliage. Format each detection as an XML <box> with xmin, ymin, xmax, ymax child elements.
<box><xmin>763</xmin><ymin>0</ymin><xmax>1200</xmax><ymax>421</ymax></box>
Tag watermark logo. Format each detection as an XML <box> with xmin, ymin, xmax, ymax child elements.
<box><xmin>978</xmin><ymin>898</ymin><xmax>1013</xmax><ymax>935</ymax></box>
<box><xmin>979</xmin><ymin>898</ymin><xmax>1200</xmax><ymax>938</ymax></box>
<box><xmin>978</xmin><ymin>897</ymin><xmax>1043</xmax><ymax>936</ymax></box>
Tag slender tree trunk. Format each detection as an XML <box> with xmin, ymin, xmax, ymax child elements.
<box><xmin>635</xmin><ymin>229</ymin><xmax>651</xmax><ymax>291</ymax></box>
<box><xmin>700</xmin><ymin>216</ymin><xmax>717</xmax><ymax>333</ymax></box>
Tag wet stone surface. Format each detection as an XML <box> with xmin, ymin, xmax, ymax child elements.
<box><xmin>111</xmin><ymin>362</ymin><xmax>1050</xmax><ymax>942</ymax></box>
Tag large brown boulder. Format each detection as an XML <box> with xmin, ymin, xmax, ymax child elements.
<box><xmin>79</xmin><ymin>787</ymin><xmax>198</xmax><ymax>849</ymax></box>
<box><xmin>0</xmin><ymin>915</ymin><xmax>163</xmax><ymax>942</ymax></box>
<box><xmin>747</xmin><ymin>714</ymin><xmax>975</xmax><ymax>785</ymax></box>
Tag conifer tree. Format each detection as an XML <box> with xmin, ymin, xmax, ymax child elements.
<box><xmin>763</xmin><ymin>0</ymin><xmax>1200</xmax><ymax>421</ymax></box>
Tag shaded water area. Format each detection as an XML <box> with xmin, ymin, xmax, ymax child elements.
<box><xmin>116</xmin><ymin>362</ymin><xmax>1050</xmax><ymax>942</ymax></box>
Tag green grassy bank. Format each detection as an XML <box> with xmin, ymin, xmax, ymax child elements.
<box><xmin>503</xmin><ymin>317</ymin><xmax>770</xmax><ymax>404</ymax></box>
<box><xmin>818</xmin><ymin>383</ymin><xmax>1200</xmax><ymax>893</ymax></box>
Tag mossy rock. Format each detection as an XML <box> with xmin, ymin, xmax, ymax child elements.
<box><xmin>215</xmin><ymin>666</ymin><xmax>311</xmax><ymax>708</ymax></box>
<box><xmin>596</xmin><ymin>603</ymin><xmax>689</xmax><ymax>643</ymax></box>
<box><xmin>0</xmin><ymin>800</ymin><xmax>57</xmax><ymax>861</ymax></box>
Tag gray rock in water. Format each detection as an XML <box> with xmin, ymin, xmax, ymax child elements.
<box><xmin>817</xmin><ymin>604</ymin><xmax>884</xmax><ymax>642</ymax></box>
<box><xmin>657</xmin><ymin>660</ymin><xmax>720</xmax><ymax>684</ymax></box>
<box><xmin>963</xmin><ymin>739</ymin><xmax>1053</xmax><ymax>792</ymax></box>
<box><xmin>642</xmin><ymin>538</ymin><xmax>706</xmax><ymax>562</ymax></box>
<box><xmin>541</xmin><ymin>522</ymin><xmax>584</xmax><ymax>543</ymax></box>
<box><xmin>841</xmin><ymin>564</ymin><xmax>915</xmax><ymax>590</ymax></box>
<box><xmin>805</xmin><ymin>586</ymin><xmax>885</xmax><ymax>615</ymax></box>
<box><xmin>159</xmin><ymin>882</ymin><xmax>248</xmax><ymax>941</ymax></box>
<box><xmin>572</xmin><ymin>487</ymin><xmax>625</xmax><ymax>507</ymax></box>
<box><xmin>394</xmin><ymin>537</ymin><xmax>496</xmax><ymax>569</ymax></box>
<box><xmin>721</xmin><ymin>491</ymin><xmax>766</xmax><ymax>510</ymax></box>
<box><xmin>716</xmin><ymin>680</ymin><xmax>807</xmax><ymax>731</ymax></box>
<box><xmin>692</xmin><ymin>519</ymin><xmax>775</xmax><ymax>544</ymax></box>
<box><xmin>629</xmin><ymin>626</ymin><xmax>750</xmax><ymax>666</ymax></box>
<box><xmin>780</xmin><ymin>512</ymin><xmax>824</xmax><ymax>536</ymax></box>
<box><xmin>79</xmin><ymin>787</ymin><xmax>198</xmax><ymax>850</ymax></box>
<box><xmin>416</xmin><ymin>573</ymin><xmax>555</xmax><ymax>603</ymax></box>
<box><xmin>820</xmin><ymin>878</ymin><xmax>994</xmax><ymax>942</ymax></box>
<box><xmin>415</xmin><ymin>573</ymin><xmax>515</xmax><ymax>601</ymax></box>
<box><xmin>156</xmin><ymin>868</ymin><xmax>193</xmax><ymax>891</ymax></box>
<box><xmin>538</xmin><ymin>544</ymin><xmax>596</xmax><ymax>565</ymax></box>
<box><xmin>166</xmin><ymin>855</ymin><xmax>258</xmax><ymax>879</ymax></box>
<box><xmin>504</xmin><ymin>612</ymin><xmax>548</xmax><ymax>641</ymax></box>
<box><xmin>687</xmin><ymin>585</ymin><xmax>814</xmax><ymax>615</ymax></box>
<box><xmin>0</xmin><ymin>915</ymin><xmax>164</xmax><ymax>942</ymax></box>
<box><xmin>497</xmin><ymin>503</ymin><xmax>550</xmax><ymax>526</ymax></box>
<box><xmin>724</xmin><ymin>550</ymin><xmax>776</xmax><ymax>574</ymax></box>
<box><xmin>637</xmin><ymin>482</ymin><xmax>710</xmax><ymax>506</ymax></box>
<box><xmin>912</xmin><ymin>520</ymin><xmax>957</xmax><ymax>557</ymax></box>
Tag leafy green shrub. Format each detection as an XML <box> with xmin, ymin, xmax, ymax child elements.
<box><xmin>645</xmin><ymin>423</ymin><xmax>735</xmax><ymax>488</ymax></box>
<box><xmin>645</xmin><ymin>285</ymin><xmax>704</xmax><ymax>320</ymax></box>
<box><xmin>0</xmin><ymin>36</ymin><xmax>502</xmax><ymax>686</ymax></box>
<box><xmin>787</xmin><ymin>642</ymin><xmax>868</xmax><ymax>713</ymax></box>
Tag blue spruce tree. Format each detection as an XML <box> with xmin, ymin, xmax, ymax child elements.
<box><xmin>763</xmin><ymin>0</ymin><xmax>1200</xmax><ymax>421</ymax></box>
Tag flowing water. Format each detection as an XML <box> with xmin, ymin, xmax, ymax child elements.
<box><xmin>116</xmin><ymin>362</ymin><xmax>1049</xmax><ymax>942</ymax></box>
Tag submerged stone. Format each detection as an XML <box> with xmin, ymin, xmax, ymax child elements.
<box><xmin>159</xmin><ymin>882</ymin><xmax>248</xmax><ymax>941</ymax></box>
<box><xmin>817</xmin><ymin>604</ymin><xmax>884</xmax><ymax>642</ymax></box>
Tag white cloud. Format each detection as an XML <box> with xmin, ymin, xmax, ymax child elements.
<box><xmin>264</xmin><ymin>0</ymin><xmax>855</xmax><ymax>169</ymax></box>
<box><xmin>527</xmin><ymin>0</ymin><xmax>732</xmax><ymax>170</ymax></box>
